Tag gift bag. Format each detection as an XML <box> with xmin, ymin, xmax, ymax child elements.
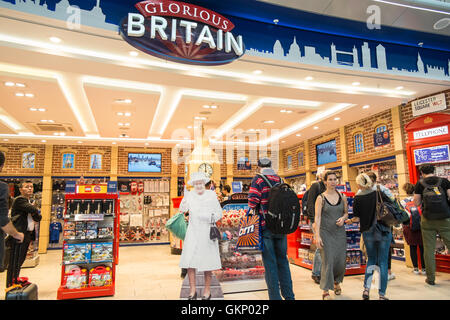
<box><xmin>236</xmin><ymin>209</ymin><xmax>263</xmax><ymax>251</ymax></box>
<box><xmin>165</xmin><ymin>212</ymin><xmax>187</xmax><ymax>240</ymax></box>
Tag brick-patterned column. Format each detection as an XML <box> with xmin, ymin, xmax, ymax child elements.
<box><xmin>38</xmin><ymin>144</ymin><xmax>53</xmax><ymax>254</ymax></box>
<box><xmin>226</xmin><ymin>164</ymin><xmax>233</xmax><ymax>187</ymax></box>
<box><xmin>391</xmin><ymin>105</ymin><xmax>408</xmax><ymax>199</ymax></box>
<box><xmin>110</xmin><ymin>146</ymin><xmax>118</xmax><ymax>181</ymax></box>
<box><xmin>304</xmin><ymin>139</ymin><xmax>313</xmax><ymax>187</ymax></box>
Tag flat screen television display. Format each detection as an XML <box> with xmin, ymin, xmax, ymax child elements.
<box><xmin>316</xmin><ymin>140</ymin><xmax>337</xmax><ymax>165</ymax></box>
<box><xmin>128</xmin><ymin>153</ymin><xmax>162</xmax><ymax>173</ymax></box>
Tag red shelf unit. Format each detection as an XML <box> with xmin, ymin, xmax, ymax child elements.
<box><xmin>57</xmin><ymin>192</ymin><xmax>120</xmax><ymax>300</ymax></box>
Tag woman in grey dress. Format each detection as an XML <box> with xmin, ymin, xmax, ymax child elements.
<box><xmin>314</xmin><ymin>171</ymin><xmax>348</xmax><ymax>300</ymax></box>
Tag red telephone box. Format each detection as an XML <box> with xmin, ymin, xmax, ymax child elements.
<box><xmin>405</xmin><ymin>112</ymin><xmax>450</xmax><ymax>273</ymax></box>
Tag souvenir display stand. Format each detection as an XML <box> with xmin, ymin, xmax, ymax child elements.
<box><xmin>57</xmin><ymin>183</ymin><xmax>119</xmax><ymax>300</ymax></box>
<box><xmin>405</xmin><ymin>113</ymin><xmax>450</xmax><ymax>273</ymax></box>
<box><xmin>214</xmin><ymin>193</ymin><xmax>266</xmax><ymax>294</ymax></box>
<box><xmin>118</xmin><ymin>178</ymin><xmax>170</xmax><ymax>245</ymax></box>
<box><xmin>288</xmin><ymin>192</ymin><xmax>366</xmax><ymax>275</ymax></box>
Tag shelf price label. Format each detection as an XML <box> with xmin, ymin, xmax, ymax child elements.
<box><xmin>75</xmin><ymin>214</ymin><xmax>105</xmax><ymax>221</ymax></box>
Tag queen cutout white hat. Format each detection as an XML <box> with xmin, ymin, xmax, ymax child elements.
<box><xmin>188</xmin><ymin>171</ymin><xmax>210</xmax><ymax>186</ymax></box>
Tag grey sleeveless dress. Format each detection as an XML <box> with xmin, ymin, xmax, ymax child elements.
<box><xmin>319</xmin><ymin>192</ymin><xmax>347</xmax><ymax>291</ymax></box>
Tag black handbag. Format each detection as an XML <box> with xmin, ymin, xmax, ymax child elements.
<box><xmin>210</xmin><ymin>215</ymin><xmax>221</xmax><ymax>241</ymax></box>
<box><xmin>376</xmin><ymin>186</ymin><xmax>398</xmax><ymax>227</ymax></box>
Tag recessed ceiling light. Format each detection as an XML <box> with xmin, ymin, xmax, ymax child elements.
<box><xmin>286</xmin><ymin>110</ymin><xmax>293</xmax><ymax>114</ymax></box>
<box><xmin>118</xmin><ymin>122</ymin><xmax>124</xmax><ymax>126</ymax></box>
<box><xmin>3</xmin><ymin>139</ymin><xmax>9</xmax><ymax>141</ymax></box>
<box><xmin>352</xmin><ymin>82</ymin><xmax>360</xmax><ymax>86</ymax></box>
<box><xmin>194</xmin><ymin>116</ymin><xmax>207</xmax><ymax>120</ymax></box>
<box><xmin>253</xmin><ymin>70</ymin><xmax>262</xmax><ymax>75</ymax></box>
<box><xmin>396</xmin><ymin>86</ymin><xmax>404</xmax><ymax>90</ymax></box>
<box><xmin>38</xmin><ymin>108</ymin><xmax>46</xmax><ymax>112</ymax></box>
<box><xmin>334</xmin><ymin>117</ymin><xmax>341</xmax><ymax>120</ymax></box>
<box><xmin>48</xmin><ymin>120</ymin><xmax>55</xmax><ymax>123</ymax></box>
<box><xmin>25</xmin><ymin>93</ymin><xmax>34</xmax><ymax>98</ymax></box>
<box><xmin>210</xmin><ymin>105</ymin><xmax>217</xmax><ymax>109</ymax></box>
<box><xmin>116</xmin><ymin>99</ymin><xmax>132</xmax><ymax>104</ymax></box>
<box><xmin>125</xmin><ymin>123</ymin><xmax>130</xmax><ymax>126</ymax></box>
<box><xmin>112</xmin><ymin>142</ymin><xmax>116</xmax><ymax>145</ymax></box>
<box><xmin>117</xmin><ymin>112</ymin><xmax>123</xmax><ymax>116</ymax></box>
<box><xmin>281</xmin><ymin>140</ymin><xmax>286</xmax><ymax>143</ymax></box>
<box><xmin>4</xmin><ymin>82</ymin><xmax>14</xmax><ymax>87</ymax></box>
<box><xmin>77</xmin><ymin>141</ymin><xmax>83</xmax><ymax>144</ymax></box>
<box><xmin>263</xmin><ymin>120</ymin><xmax>275</xmax><ymax>124</ymax></box>
<box><xmin>280</xmin><ymin>109</ymin><xmax>286</xmax><ymax>113</ymax></box>
<box><xmin>41</xmin><ymin>139</ymin><xmax>46</xmax><ymax>143</ymax></box>
<box><xmin>29</xmin><ymin>107</ymin><xmax>37</xmax><ymax>111</ymax></box>
<box><xmin>40</xmin><ymin>119</ymin><xmax>47</xmax><ymax>122</ymax></box>
<box><xmin>248</xmin><ymin>128</ymin><xmax>255</xmax><ymax>132</ymax></box>
<box><xmin>129</xmin><ymin>51</ymin><xmax>139</xmax><ymax>57</ymax></box>
<box><xmin>187</xmin><ymin>126</ymin><xmax>192</xmax><ymax>129</ymax></box>
<box><xmin>15</xmin><ymin>93</ymin><xmax>24</xmax><ymax>97</ymax></box>
<box><xmin>145</xmin><ymin>142</ymin><xmax>149</xmax><ymax>146</ymax></box>
<box><xmin>305</xmin><ymin>76</ymin><xmax>313</xmax><ymax>81</ymax></box>
<box><xmin>203</xmin><ymin>105</ymin><xmax>210</xmax><ymax>109</ymax></box>
<box><xmin>124</xmin><ymin>112</ymin><xmax>131</xmax><ymax>117</ymax></box>
<box><xmin>15</xmin><ymin>83</ymin><xmax>25</xmax><ymax>88</ymax></box>
<box><xmin>313</xmin><ymin>126</ymin><xmax>319</xmax><ymax>129</ymax></box>
<box><xmin>295</xmin><ymin>134</ymin><xmax>301</xmax><ymax>137</ymax></box>
<box><xmin>363</xmin><ymin>105</ymin><xmax>370</xmax><ymax>109</ymax></box>
<box><xmin>49</xmin><ymin>37</ymin><xmax>61</xmax><ymax>43</ymax></box>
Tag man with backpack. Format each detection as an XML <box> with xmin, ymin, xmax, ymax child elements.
<box><xmin>306</xmin><ymin>172</ymin><xmax>326</xmax><ymax>284</ymax></box>
<box><xmin>248</xmin><ymin>158</ymin><xmax>295</xmax><ymax>300</ymax></box>
<box><xmin>413</xmin><ymin>164</ymin><xmax>450</xmax><ymax>285</ymax></box>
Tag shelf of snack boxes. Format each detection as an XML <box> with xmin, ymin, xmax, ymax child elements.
<box><xmin>288</xmin><ymin>189</ymin><xmax>366</xmax><ymax>276</ymax></box>
<box><xmin>214</xmin><ymin>193</ymin><xmax>267</xmax><ymax>294</ymax></box>
<box><xmin>57</xmin><ymin>182</ymin><xmax>120</xmax><ymax>300</ymax></box>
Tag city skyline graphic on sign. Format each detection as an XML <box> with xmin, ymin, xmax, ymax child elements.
<box><xmin>1</xmin><ymin>0</ymin><xmax>449</xmax><ymax>81</ymax></box>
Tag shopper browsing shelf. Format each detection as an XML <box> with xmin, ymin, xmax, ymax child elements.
<box><xmin>6</xmin><ymin>180</ymin><xmax>41</xmax><ymax>287</ymax></box>
<box><xmin>178</xmin><ymin>171</ymin><xmax>223</xmax><ymax>300</ymax></box>
<box><xmin>314</xmin><ymin>171</ymin><xmax>348</xmax><ymax>300</ymax></box>
<box><xmin>222</xmin><ymin>185</ymin><xmax>231</xmax><ymax>201</ymax></box>
<box><xmin>347</xmin><ymin>173</ymin><xmax>393</xmax><ymax>300</ymax></box>
<box><xmin>306</xmin><ymin>172</ymin><xmax>326</xmax><ymax>284</ymax></box>
<box><xmin>401</xmin><ymin>183</ymin><xmax>426</xmax><ymax>275</ymax></box>
<box><xmin>248</xmin><ymin>158</ymin><xmax>295</xmax><ymax>300</ymax></box>
<box><xmin>0</xmin><ymin>151</ymin><xmax>24</xmax><ymax>273</ymax></box>
<box><xmin>413</xmin><ymin>164</ymin><xmax>450</xmax><ymax>286</ymax></box>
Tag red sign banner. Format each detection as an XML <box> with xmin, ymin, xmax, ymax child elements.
<box><xmin>135</xmin><ymin>0</ymin><xmax>235</xmax><ymax>32</ymax></box>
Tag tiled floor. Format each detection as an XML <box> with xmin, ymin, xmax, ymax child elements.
<box><xmin>1</xmin><ymin>245</ymin><xmax>449</xmax><ymax>300</ymax></box>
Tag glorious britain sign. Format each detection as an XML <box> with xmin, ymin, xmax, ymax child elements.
<box><xmin>120</xmin><ymin>0</ymin><xmax>245</xmax><ymax>65</ymax></box>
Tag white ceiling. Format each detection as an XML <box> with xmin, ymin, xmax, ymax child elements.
<box><xmin>0</xmin><ymin>7</ymin><xmax>448</xmax><ymax>150</ymax></box>
<box><xmin>257</xmin><ymin>0</ymin><xmax>450</xmax><ymax>36</ymax></box>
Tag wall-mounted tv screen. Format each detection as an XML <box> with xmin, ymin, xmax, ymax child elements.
<box><xmin>128</xmin><ymin>153</ymin><xmax>162</xmax><ymax>173</ymax></box>
<box><xmin>316</xmin><ymin>140</ymin><xmax>337</xmax><ymax>165</ymax></box>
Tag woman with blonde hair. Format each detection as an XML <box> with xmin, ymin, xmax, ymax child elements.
<box><xmin>346</xmin><ymin>173</ymin><xmax>393</xmax><ymax>300</ymax></box>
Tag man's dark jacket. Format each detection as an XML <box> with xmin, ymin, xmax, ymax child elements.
<box><xmin>10</xmin><ymin>196</ymin><xmax>41</xmax><ymax>241</ymax></box>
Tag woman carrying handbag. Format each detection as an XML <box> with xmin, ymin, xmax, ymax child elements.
<box><xmin>346</xmin><ymin>173</ymin><xmax>394</xmax><ymax>300</ymax></box>
<box><xmin>178</xmin><ymin>172</ymin><xmax>223</xmax><ymax>300</ymax></box>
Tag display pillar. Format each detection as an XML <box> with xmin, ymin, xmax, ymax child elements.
<box><xmin>226</xmin><ymin>163</ymin><xmax>233</xmax><ymax>188</ymax></box>
<box><xmin>38</xmin><ymin>144</ymin><xmax>53</xmax><ymax>254</ymax></box>
<box><xmin>304</xmin><ymin>140</ymin><xmax>313</xmax><ymax>187</ymax></box>
<box><xmin>110</xmin><ymin>145</ymin><xmax>118</xmax><ymax>182</ymax></box>
<box><xmin>391</xmin><ymin>105</ymin><xmax>409</xmax><ymax>199</ymax></box>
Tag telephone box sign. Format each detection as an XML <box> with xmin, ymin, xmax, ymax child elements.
<box><xmin>120</xmin><ymin>0</ymin><xmax>245</xmax><ymax>65</ymax></box>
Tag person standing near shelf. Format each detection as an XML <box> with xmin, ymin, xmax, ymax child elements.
<box><xmin>400</xmin><ymin>182</ymin><xmax>426</xmax><ymax>275</ymax></box>
<box><xmin>314</xmin><ymin>171</ymin><xmax>348</xmax><ymax>300</ymax></box>
<box><xmin>306</xmin><ymin>172</ymin><xmax>326</xmax><ymax>284</ymax></box>
<box><xmin>222</xmin><ymin>185</ymin><xmax>232</xmax><ymax>201</ymax></box>
<box><xmin>0</xmin><ymin>151</ymin><xmax>24</xmax><ymax>273</ymax></box>
<box><xmin>365</xmin><ymin>171</ymin><xmax>397</xmax><ymax>281</ymax></box>
<box><xmin>178</xmin><ymin>171</ymin><xmax>223</xmax><ymax>300</ymax></box>
<box><xmin>248</xmin><ymin>158</ymin><xmax>295</xmax><ymax>300</ymax></box>
<box><xmin>413</xmin><ymin>164</ymin><xmax>450</xmax><ymax>286</ymax></box>
<box><xmin>6</xmin><ymin>180</ymin><xmax>41</xmax><ymax>286</ymax></box>
<box><xmin>347</xmin><ymin>173</ymin><xmax>393</xmax><ymax>300</ymax></box>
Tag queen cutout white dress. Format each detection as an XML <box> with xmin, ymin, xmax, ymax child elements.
<box><xmin>179</xmin><ymin>189</ymin><xmax>223</xmax><ymax>272</ymax></box>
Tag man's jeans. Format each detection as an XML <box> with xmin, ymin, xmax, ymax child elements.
<box><xmin>362</xmin><ymin>230</ymin><xmax>392</xmax><ymax>296</ymax></box>
<box><xmin>261</xmin><ymin>229</ymin><xmax>295</xmax><ymax>300</ymax></box>
<box><xmin>312</xmin><ymin>248</ymin><xmax>322</xmax><ymax>277</ymax></box>
<box><xmin>421</xmin><ymin>216</ymin><xmax>450</xmax><ymax>282</ymax></box>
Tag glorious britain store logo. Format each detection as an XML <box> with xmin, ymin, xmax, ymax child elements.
<box><xmin>120</xmin><ymin>0</ymin><xmax>245</xmax><ymax>65</ymax></box>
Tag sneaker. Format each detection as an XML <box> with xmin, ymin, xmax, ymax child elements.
<box><xmin>425</xmin><ymin>278</ymin><xmax>435</xmax><ymax>285</ymax></box>
<box><xmin>311</xmin><ymin>275</ymin><xmax>320</xmax><ymax>284</ymax></box>
<box><xmin>421</xmin><ymin>269</ymin><xmax>426</xmax><ymax>275</ymax></box>
<box><xmin>388</xmin><ymin>273</ymin><xmax>396</xmax><ymax>281</ymax></box>
<box><xmin>413</xmin><ymin>268</ymin><xmax>420</xmax><ymax>275</ymax></box>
